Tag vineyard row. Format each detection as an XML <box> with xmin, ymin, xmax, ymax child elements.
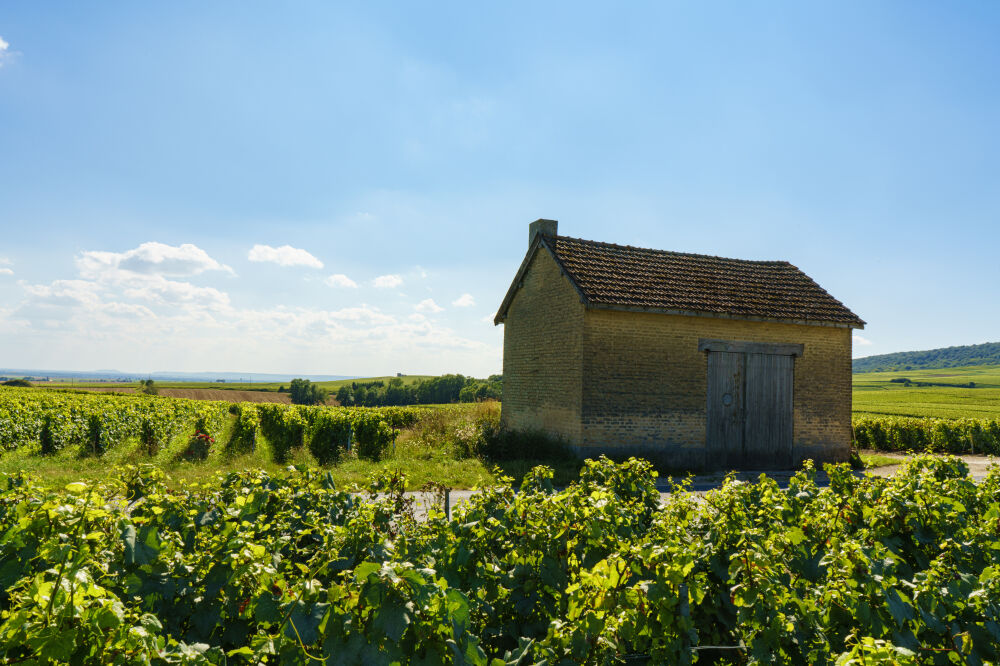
<box><xmin>0</xmin><ymin>387</ymin><xmax>426</xmax><ymax>463</ymax></box>
<box><xmin>0</xmin><ymin>455</ymin><xmax>997</xmax><ymax>663</ymax></box>
<box><xmin>3</xmin><ymin>388</ymin><xmax>1000</xmax><ymax>462</ymax></box>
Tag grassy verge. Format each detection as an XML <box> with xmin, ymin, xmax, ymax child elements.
<box><xmin>0</xmin><ymin>430</ymin><xmax>497</xmax><ymax>491</ymax></box>
<box><xmin>859</xmin><ymin>452</ymin><xmax>901</xmax><ymax>469</ymax></box>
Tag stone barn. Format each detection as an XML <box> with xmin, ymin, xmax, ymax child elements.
<box><xmin>494</xmin><ymin>219</ymin><xmax>865</xmax><ymax>470</ymax></box>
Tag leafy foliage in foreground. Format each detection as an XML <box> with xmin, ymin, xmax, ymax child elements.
<box><xmin>1</xmin><ymin>455</ymin><xmax>999</xmax><ymax>664</ymax></box>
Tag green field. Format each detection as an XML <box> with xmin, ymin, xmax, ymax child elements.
<box><xmin>852</xmin><ymin>364</ymin><xmax>1000</xmax><ymax>419</ymax></box>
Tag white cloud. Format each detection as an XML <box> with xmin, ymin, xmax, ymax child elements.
<box><xmin>248</xmin><ymin>244</ymin><xmax>323</xmax><ymax>269</ymax></box>
<box><xmin>0</xmin><ymin>268</ymin><xmax>12</xmax><ymax>276</ymax></box>
<box><xmin>1</xmin><ymin>238</ymin><xmax>505</xmax><ymax>376</ymax></box>
<box><xmin>100</xmin><ymin>302</ymin><xmax>157</xmax><ymax>319</ymax></box>
<box><xmin>481</xmin><ymin>313</ymin><xmax>497</xmax><ymax>323</ymax></box>
<box><xmin>78</xmin><ymin>242</ymin><xmax>232</xmax><ymax>278</ymax></box>
<box><xmin>324</xmin><ymin>273</ymin><xmax>358</xmax><ymax>288</ymax></box>
<box><xmin>325</xmin><ymin>305</ymin><xmax>396</xmax><ymax>324</ymax></box>
<box><xmin>2</xmin><ymin>284</ymin><xmax>502</xmax><ymax>376</ymax></box>
<box><xmin>68</xmin><ymin>242</ymin><xmax>233</xmax><ymax>313</ymax></box>
<box><xmin>415</xmin><ymin>298</ymin><xmax>444</xmax><ymax>313</ymax></box>
<box><xmin>0</xmin><ymin>37</ymin><xmax>9</xmax><ymax>68</ymax></box>
<box><xmin>121</xmin><ymin>275</ymin><xmax>230</xmax><ymax>309</ymax></box>
<box><xmin>22</xmin><ymin>279</ymin><xmax>103</xmax><ymax>308</ymax></box>
<box><xmin>853</xmin><ymin>334</ymin><xmax>873</xmax><ymax>346</ymax></box>
<box><xmin>452</xmin><ymin>293</ymin><xmax>475</xmax><ymax>307</ymax></box>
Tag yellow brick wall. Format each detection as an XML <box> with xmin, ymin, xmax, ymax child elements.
<box><xmin>581</xmin><ymin>309</ymin><xmax>853</xmax><ymax>467</ymax></box>
<box><xmin>500</xmin><ymin>250</ymin><xmax>584</xmax><ymax>442</ymax></box>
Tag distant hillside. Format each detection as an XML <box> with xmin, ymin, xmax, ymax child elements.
<box><xmin>0</xmin><ymin>368</ymin><xmax>354</xmax><ymax>383</ymax></box>
<box><xmin>853</xmin><ymin>342</ymin><xmax>1000</xmax><ymax>373</ymax></box>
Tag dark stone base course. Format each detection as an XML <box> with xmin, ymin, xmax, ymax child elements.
<box><xmin>572</xmin><ymin>442</ymin><xmax>849</xmax><ymax>473</ymax></box>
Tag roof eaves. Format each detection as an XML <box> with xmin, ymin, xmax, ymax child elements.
<box><xmin>584</xmin><ymin>301</ymin><xmax>866</xmax><ymax>329</ymax></box>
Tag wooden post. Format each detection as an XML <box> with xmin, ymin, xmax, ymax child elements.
<box><xmin>444</xmin><ymin>489</ymin><xmax>451</xmax><ymax>520</ymax></box>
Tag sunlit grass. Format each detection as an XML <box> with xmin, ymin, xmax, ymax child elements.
<box><xmin>858</xmin><ymin>453</ymin><xmax>900</xmax><ymax>469</ymax></box>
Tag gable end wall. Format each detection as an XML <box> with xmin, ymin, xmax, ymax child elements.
<box><xmin>499</xmin><ymin>250</ymin><xmax>584</xmax><ymax>442</ymax></box>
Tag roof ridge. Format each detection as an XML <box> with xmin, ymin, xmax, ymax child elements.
<box><xmin>521</xmin><ymin>232</ymin><xmax>865</xmax><ymax>328</ymax></box>
<box><xmin>547</xmin><ymin>234</ymin><xmax>793</xmax><ymax>266</ymax></box>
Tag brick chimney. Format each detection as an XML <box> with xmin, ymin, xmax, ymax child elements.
<box><xmin>528</xmin><ymin>218</ymin><xmax>558</xmax><ymax>246</ymax></box>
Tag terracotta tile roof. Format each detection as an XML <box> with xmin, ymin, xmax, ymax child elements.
<box><xmin>541</xmin><ymin>234</ymin><xmax>865</xmax><ymax>327</ymax></box>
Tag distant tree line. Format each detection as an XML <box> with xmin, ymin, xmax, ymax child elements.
<box><xmin>889</xmin><ymin>377</ymin><xmax>977</xmax><ymax>389</ymax></box>
<box><xmin>335</xmin><ymin>374</ymin><xmax>502</xmax><ymax>407</ymax></box>
<box><xmin>853</xmin><ymin>341</ymin><xmax>1000</xmax><ymax>373</ymax></box>
<box><xmin>287</xmin><ymin>378</ymin><xmax>328</xmax><ymax>406</ymax></box>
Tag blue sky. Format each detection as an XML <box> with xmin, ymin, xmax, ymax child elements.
<box><xmin>1</xmin><ymin>2</ymin><xmax>998</xmax><ymax>377</ymax></box>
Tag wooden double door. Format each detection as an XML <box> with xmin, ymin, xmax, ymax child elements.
<box><xmin>700</xmin><ymin>339</ymin><xmax>802</xmax><ymax>470</ymax></box>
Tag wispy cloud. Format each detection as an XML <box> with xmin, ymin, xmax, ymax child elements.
<box><xmin>67</xmin><ymin>242</ymin><xmax>235</xmax><ymax>314</ymax></box>
<box><xmin>21</xmin><ymin>279</ymin><xmax>102</xmax><ymax>308</ymax></box>
<box><xmin>415</xmin><ymin>298</ymin><xmax>444</xmax><ymax>313</ymax></box>
<box><xmin>452</xmin><ymin>293</ymin><xmax>475</xmax><ymax>307</ymax></box>
<box><xmin>3</xmin><ymin>238</ymin><xmax>504</xmax><ymax>375</ymax></box>
<box><xmin>853</xmin><ymin>334</ymin><xmax>873</xmax><ymax>346</ymax></box>
<box><xmin>0</xmin><ymin>37</ymin><xmax>11</xmax><ymax>68</ymax></box>
<box><xmin>0</xmin><ymin>268</ymin><xmax>12</xmax><ymax>276</ymax></box>
<box><xmin>248</xmin><ymin>244</ymin><xmax>323</xmax><ymax>269</ymax></box>
<box><xmin>121</xmin><ymin>275</ymin><xmax>230</xmax><ymax>308</ymax></box>
<box><xmin>78</xmin><ymin>242</ymin><xmax>233</xmax><ymax>278</ymax></box>
<box><xmin>324</xmin><ymin>273</ymin><xmax>358</xmax><ymax>288</ymax></box>
<box><xmin>4</xmin><ymin>275</ymin><xmax>498</xmax><ymax>375</ymax></box>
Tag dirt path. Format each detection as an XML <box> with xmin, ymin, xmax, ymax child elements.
<box><xmin>413</xmin><ymin>451</ymin><xmax>997</xmax><ymax>518</ymax></box>
<box><xmin>857</xmin><ymin>449</ymin><xmax>995</xmax><ymax>482</ymax></box>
